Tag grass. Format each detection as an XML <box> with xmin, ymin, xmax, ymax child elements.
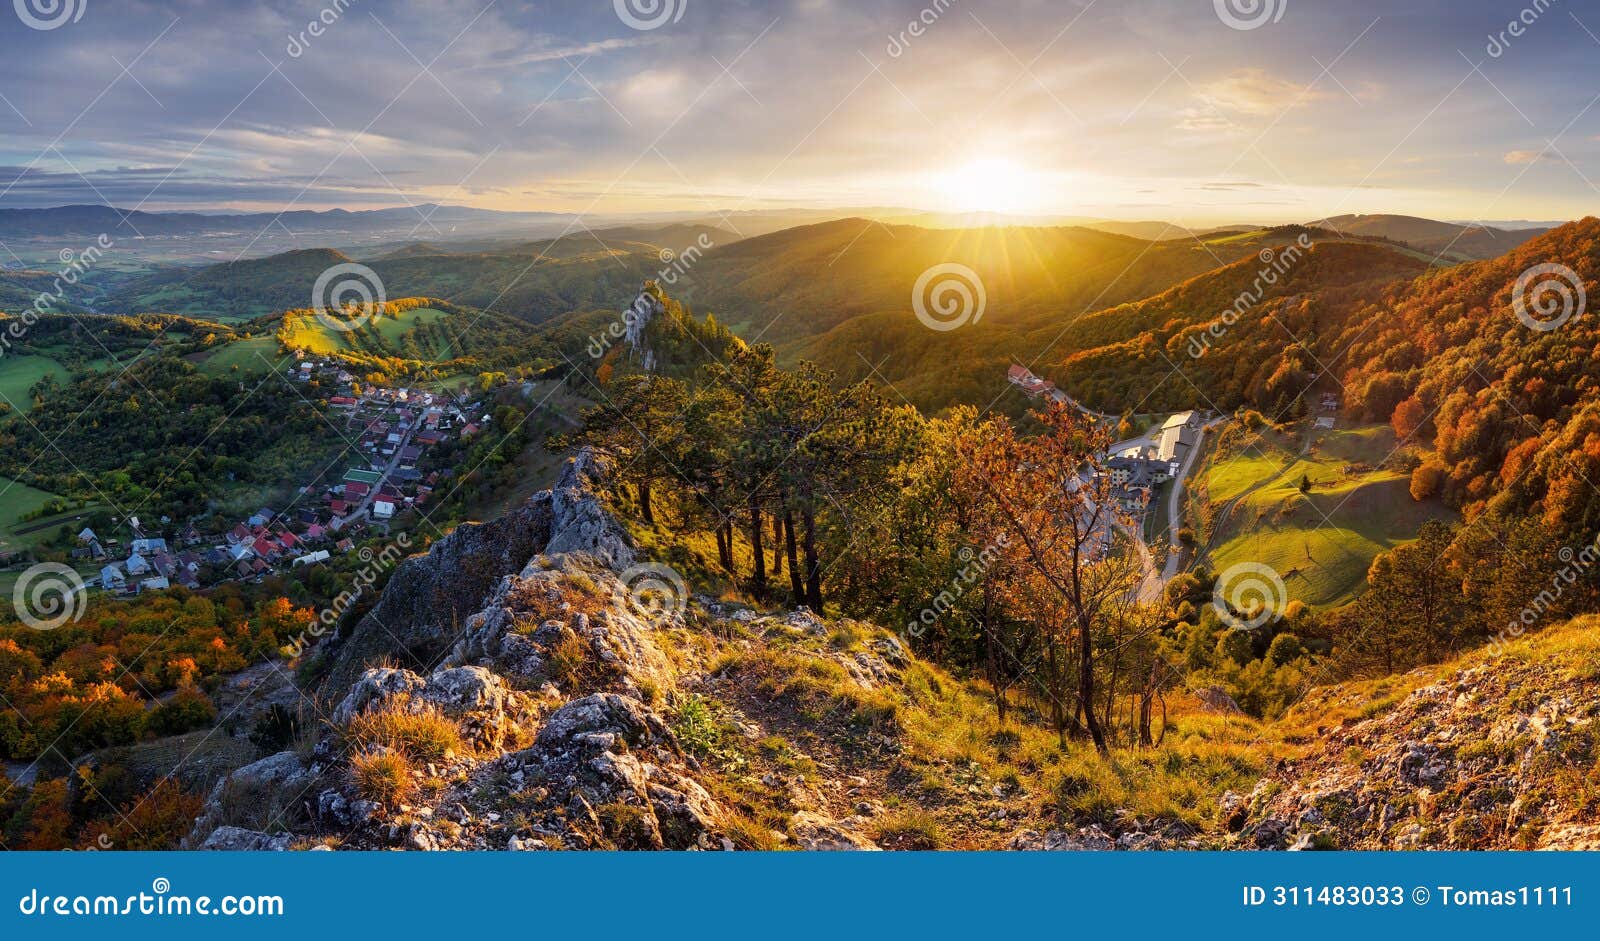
<box><xmin>343</xmin><ymin>700</ymin><xmax>463</xmax><ymax>760</ymax></box>
<box><xmin>0</xmin><ymin>475</ymin><xmax>103</xmax><ymax>556</ymax></box>
<box><xmin>0</xmin><ymin>354</ymin><xmax>70</xmax><ymax>413</ymax></box>
<box><xmin>349</xmin><ymin>750</ymin><xmax>413</xmax><ymax>807</ymax></box>
<box><xmin>280</xmin><ymin>307</ymin><xmax>450</xmax><ymax>357</ymax></box>
<box><xmin>191</xmin><ymin>336</ymin><xmax>287</xmax><ymax>376</ymax></box>
<box><xmin>1200</xmin><ymin>424</ymin><xmax>1455</xmax><ymax>608</ymax></box>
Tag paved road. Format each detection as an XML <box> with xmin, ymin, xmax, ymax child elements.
<box><xmin>1158</xmin><ymin>416</ymin><xmax>1230</xmax><ymax>583</ymax></box>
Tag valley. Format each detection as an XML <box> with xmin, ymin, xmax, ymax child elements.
<box><xmin>1</xmin><ymin>207</ymin><xmax>1597</xmax><ymax>856</ymax></box>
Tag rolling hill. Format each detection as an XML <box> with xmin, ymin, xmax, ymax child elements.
<box><xmin>1311</xmin><ymin>213</ymin><xmax>1547</xmax><ymax>262</ymax></box>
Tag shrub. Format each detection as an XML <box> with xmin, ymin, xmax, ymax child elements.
<box><xmin>145</xmin><ymin>686</ymin><xmax>217</xmax><ymax>738</ymax></box>
<box><xmin>249</xmin><ymin>704</ymin><xmax>303</xmax><ymax>753</ymax></box>
<box><xmin>345</xmin><ymin>702</ymin><xmax>461</xmax><ymax>760</ymax></box>
<box><xmin>349</xmin><ymin>750</ymin><xmax>412</xmax><ymax>807</ymax></box>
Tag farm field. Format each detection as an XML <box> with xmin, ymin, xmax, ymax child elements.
<box><xmin>1200</xmin><ymin>424</ymin><xmax>1455</xmax><ymax>608</ymax></box>
<box><xmin>0</xmin><ymin>475</ymin><xmax>103</xmax><ymax>555</ymax></box>
<box><xmin>0</xmin><ymin>354</ymin><xmax>70</xmax><ymax>413</ymax></box>
<box><xmin>281</xmin><ymin>306</ymin><xmax>451</xmax><ymax>357</ymax></box>
<box><xmin>191</xmin><ymin>336</ymin><xmax>287</xmax><ymax>376</ymax></box>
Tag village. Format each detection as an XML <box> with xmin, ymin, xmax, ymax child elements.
<box><xmin>83</xmin><ymin>371</ymin><xmax>489</xmax><ymax>598</ymax></box>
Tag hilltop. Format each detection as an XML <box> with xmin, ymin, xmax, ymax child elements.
<box><xmin>1311</xmin><ymin>213</ymin><xmax>1548</xmax><ymax>262</ymax></box>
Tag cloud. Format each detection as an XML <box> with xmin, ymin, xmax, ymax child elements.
<box><xmin>1503</xmin><ymin>149</ymin><xmax>1567</xmax><ymax>165</ymax></box>
<box><xmin>1193</xmin><ymin>68</ymin><xmax>1328</xmax><ymax>117</ymax></box>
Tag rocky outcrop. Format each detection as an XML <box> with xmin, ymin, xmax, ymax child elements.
<box><xmin>1234</xmin><ymin>625</ymin><xmax>1600</xmax><ymax>850</ymax></box>
<box><xmin>322</xmin><ymin>452</ymin><xmax>633</xmax><ymax>696</ymax></box>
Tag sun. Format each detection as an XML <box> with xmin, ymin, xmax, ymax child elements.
<box><xmin>935</xmin><ymin>158</ymin><xmax>1030</xmax><ymax>214</ymax></box>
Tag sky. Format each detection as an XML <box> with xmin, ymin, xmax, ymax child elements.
<box><xmin>0</xmin><ymin>0</ymin><xmax>1596</xmax><ymax>225</ymax></box>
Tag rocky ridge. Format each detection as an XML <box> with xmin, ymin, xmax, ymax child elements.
<box><xmin>1229</xmin><ymin>618</ymin><xmax>1600</xmax><ymax>851</ymax></box>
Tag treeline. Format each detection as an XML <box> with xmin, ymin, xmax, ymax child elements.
<box><xmin>575</xmin><ymin>317</ymin><xmax>1180</xmax><ymax>751</ymax></box>
<box><xmin>0</xmin><ymin>353</ymin><xmax>335</xmax><ymax>519</ymax></box>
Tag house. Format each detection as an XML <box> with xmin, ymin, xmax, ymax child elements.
<box><xmin>130</xmin><ymin>537</ymin><xmax>168</xmax><ymax>556</ymax></box>
<box><xmin>1157</xmin><ymin>413</ymin><xmax>1201</xmax><ymax>464</ymax></box>
<box><xmin>292</xmin><ymin>549</ymin><xmax>331</xmax><ymax>567</ymax></box>
<box><xmin>248</xmin><ymin>508</ymin><xmax>276</xmax><ymax>528</ymax></box>
<box><xmin>373</xmin><ymin>500</ymin><xmax>396</xmax><ymax>520</ymax></box>
<box><xmin>227</xmin><ymin>524</ymin><xmax>252</xmax><ymax>545</ymax></box>
<box><xmin>330</xmin><ymin>499</ymin><xmax>349</xmax><ymax>517</ymax></box>
<box><xmin>277</xmin><ymin>530</ymin><xmax>299</xmax><ymax>551</ymax></box>
<box><xmin>398</xmin><ymin>446</ymin><xmax>421</xmax><ymax>467</ymax></box>
<box><xmin>337</xmin><ymin>538</ymin><xmax>355</xmax><ymax>553</ymax></box>
<box><xmin>330</xmin><ymin>396</ymin><xmax>358</xmax><ymax>408</ymax></box>
<box><xmin>251</xmin><ymin>536</ymin><xmax>281</xmax><ymax>560</ymax></box>
<box><xmin>78</xmin><ymin>527</ymin><xmax>98</xmax><ymax>545</ymax></box>
<box><xmin>344</xmin><ymin>482</ymin><xmax>370</xmax><ymax>499</ymax></box>
<box><xmin>139</xmin><ymin>576</ymin><xmax>171</xmax><ymax>592</ymax></box>
<box><xmin>100</xmin><ymin>564</ymin><xmax>127</xmax><ymax>591</ymax></box>
<box><xmin>125</xmin><ymin>554</ymin><xmax>151</xmax><ymax>577</ymax></box>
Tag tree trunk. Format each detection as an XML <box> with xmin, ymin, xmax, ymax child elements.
<box><xmin>714</xmin><ymin>519</ymin><xmax>733</xmax><ymax>572</ymax></box>
<box><xmin>801</xmin><ymin>507</ymin><xmax>822</xmax><ymax>611</ymax></box>
<box><xmin>747</xmin><ymin>495</ymin><xmax>766</xmax><ymax>596</ymax></box>
<box><xmin>638</xmin><ymin>479</ymin><xmax>654</xmax><ymax>526</ymax></box>
<box><xmin>771</xmin><ymin>513</ymin><xmax>784</xmax><ymax>578</ymax></box>
<box><xmin>783</xmin><ymin>509</ymin><xmax>804</xmax><ymax>606</ymax></box>
<box><xmin>1078</xmin><ymin>615</ymin><xmax>1107</xmax><ymax>752</ymax></box>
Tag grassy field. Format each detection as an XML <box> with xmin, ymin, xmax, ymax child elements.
<box><xmin>281</xmin><ymin>307</ymin><xmax>451</xmax><ymax>357</ymax></box>
<box><xmin>1200</xmin><ymin>424</ymin><xmax>1456</xmax><ymax>608</ymax></box>
<box><xmin>0</xmin><ymin>354</ymin><xmax>70</xmax><ymax>413</ymax></box>
<box><xmin>0</xmin><ymin>475</ymin><xmax>104</xmax><ymax>556</ymax></box>
<box><xmin>133</xmin><ymin>283</ymin><xmax>269</xmax><ymax>322</ymax></box>
<box><xmin>191</xmin><ymin>336</ymin><xmax>288</xmax><ymax>376</ymax></box>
